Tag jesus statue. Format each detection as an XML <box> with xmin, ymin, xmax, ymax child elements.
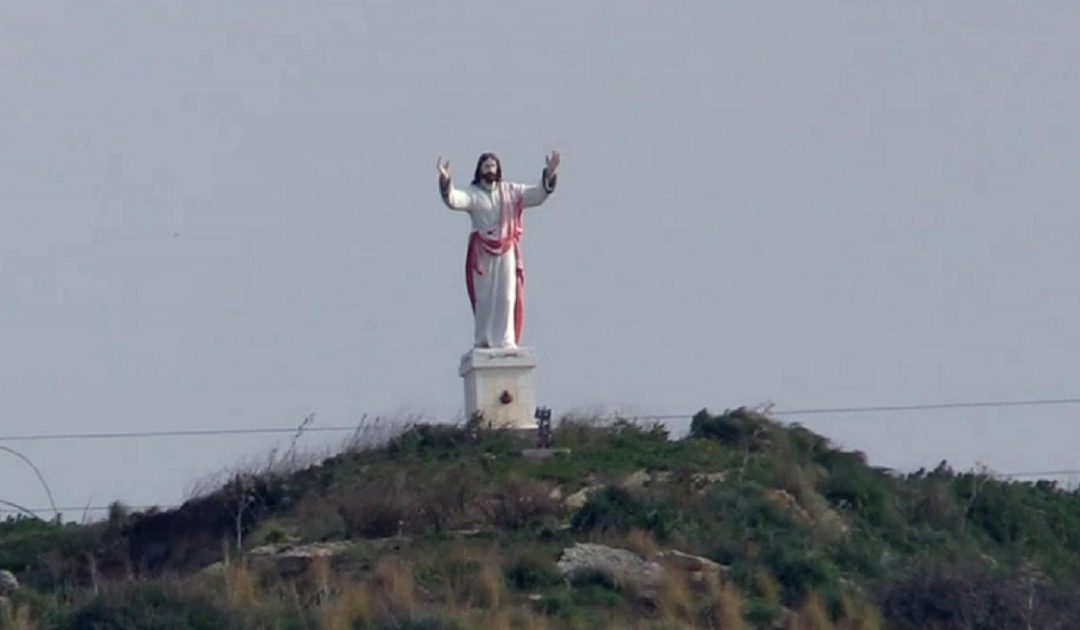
<box><xmin>438</xmin><ymin>151</ymin><xmax>560</xmax><ymax>349</ymax></box>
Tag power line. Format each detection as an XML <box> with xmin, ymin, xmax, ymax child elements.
<box><xmin>776</xmin><ymin>397</ymin><xmax>1080</xmax><ymax>416</ymax></box>
<box><xmin>1</xmin><ymin>396</ymin><xmax>1078</xmax><ymax>444</ymax></box>
<box><xmin>632</xmin><ymin>397</ymin><xmax>1080</xmax><ymax>422</ymax></box>
<box><xmin>1</xmin><ymin>504</ymin><xmax>177</xmax><ymax>515</ymax></box>
<box><xmin>1002</xmin><ymin>469</ymin><xmax>1080</xmax><ymax>479</ymax></box>
<box><xmin>0</xmin><ymin>425</ymin><xmax>366</xmax><ymax>443</ymax></box>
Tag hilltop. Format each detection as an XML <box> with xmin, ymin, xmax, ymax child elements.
<box><xmin>3</xmin><ymin>408</ymin><xmax>1080</xmax><ymax>629</ymax></box>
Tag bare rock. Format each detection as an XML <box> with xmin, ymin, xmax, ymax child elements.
<box><xmin>619</xmin><ymin>469</ymin><xmax>651</xmax><ymax>490</ymax></box>
<box><xmin>521</xmin><ymin>448</ymin><xmax>571</xmax><ymax>460</ymax></box>
<box><xmin>247</xmin><ymin>541</ymin><xmax>353</xmax><ymax>576</ymax></box>
<box><xmin>0</xmin><ymin>570</ymin><xmax>17</xmax><ymax>596</ymax></box>
<box><xmin>656</xmin><ymin>549</ymin><xmax>728</xmax><ymax>583</ymax></box>
<box><xmin>764</xmin><ymin>489</ymin><xmax>812</xmax><ymax>523</ymax></box>
<box><xmin>657</xmin><ymin>549</ymin><xmax>725</xmax><ymax>574</ymax></box>
<box><xmin>204</xmin><ymin>541</ymin><xmax>354</xmax><ymax>578</ymax></box>
<box><xmin>557</xmin><ymin>543</ymin><xmax>666</xmax><ymax>600</ymax></box>
<box><xmin>691</xmin><ymin>471</ymin><xmax>728</xmax><ymax>488</ymax></box>
<box><xmin>563</xmin><ymin>484</ymin><xmax>603</xmax><ymax>511</ymax></box>
<box><xmin>651</xmin><ymin>471</ymin><xmax>673</xmax><ymax>484</ymax></box>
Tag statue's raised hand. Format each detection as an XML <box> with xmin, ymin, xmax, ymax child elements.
<box><xmin>545</xmin><ymin>151</ymin><xmax>560</xmax><ymax>177</ymax></box>
<box><xmin>437</xmin><ymin>157</ymin><xmax>451</xmax><ymax>181</ymax></box>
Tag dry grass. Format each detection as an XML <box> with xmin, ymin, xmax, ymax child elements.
<box><xmin>307</xmin><ymin>556</ymin><xmax>332</xmax><ymax>603</ymax></box>
<box><xmin>339</xmin><ymin>415</ymin><xmax>417</xmax><ymax>454</ymax></box>
<box><xmin>624</xmin><ymin>528</ymin><xmax>660</xmax><ymax>559</ymax></box>
<box><xmin>752</xmin><ymin>567</ymin><xmax>782</xmax><ymax>606</ymax></box>
<box><xmin>479</xmin><ymin>477</ymin><xmax>561</xmax><ymax>530</ymax></box>
<box><xmin>654</xmin><ymin>571</ymin><xmax>694</xmax><ymax>625</ymax></box>
<box><xmin>699</xmin><ymin>574</ymin><xmax>746</xmax><ymax>630</ymax></box>
<box><xmin>368</xmin><ymin>559</ymin><xmax>416</xmax><ymax>622</ymax></box>
<box><xmin>835</xmin><ymin>594</ymin><xmax>882</xmax><ymax>630</ymax></box>
<box><xmin>467</xmin><ymin>556</ymin><xmax>506</xmax><ymax>609</ymax></box>
<box><xmin>223</xmin><ymin>558</ymin><xmax>258</xmax><ymax>609</ymax></box>
<box><xmin>317</xmin><ymin>580</ymin><xmax>372</xmax><ymax>630</ymax></box>
<box><xmin>0</xmin><ymin>604</ymin><xmax>38</xmax><ymax>630</ymax></box>
<box><xmin>789</xmin><ymin>592</ymin><xmax>834</xmax><ymax>630</ymax></box>
<box><xmin>450</xmin><ymin>606</ymin><xmax>561</xmax><ymax>630</ymax></box>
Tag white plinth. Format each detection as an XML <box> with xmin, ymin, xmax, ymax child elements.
<box><xmin>459</xmin><ymin>347</ymin><xmax>537</xmax><ymax>429</ymax></box>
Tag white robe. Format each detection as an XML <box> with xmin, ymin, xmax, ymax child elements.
<box><xmin>443</xmin><ymin>175</ymin><xmax>554</xmax><ymax>348</ymax></box>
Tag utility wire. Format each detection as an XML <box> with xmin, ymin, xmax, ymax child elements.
<box><xmin>0</xmin><ymin>504</ymin><xmax>176</xmax><ymax>515</ymax></box>
<box><xmin>0</xmin><ymin>425</ymin><xmax>365</xmax><ymax>443</ymax></box>
<box><xmin>624</xmin><ymin>397</ymin><xmax>1080</xmax><ymax>422</ymax></box>
<box><xmin>776</xmin><ymin>397</ymin><xmax>1080</xmax><ymax>416</ymax></box>
<box><xmin>1</xmin><ymin>397</ymin><xmax>1079</xmax><ymax>443</ymax></box>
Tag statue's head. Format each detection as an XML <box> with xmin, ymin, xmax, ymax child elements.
<box><xmin>472</xmin><ymin>153</ymin><xmax>502</xmax><ymax>186</ymax></box>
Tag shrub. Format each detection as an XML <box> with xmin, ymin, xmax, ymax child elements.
<box><xmin>479</xmin><ymin>479</ymin><xmax>560</xmax><ymax>530</ymax></box>
<box><xmin>387</xmin><ymin>425</ymin><xmax>473</xmax><ymax>459</ymax></box>
<box><xmin>873</xmin><ymin>559</ymin><xmax>1080</xmax><ymax>630</ymax></box>
<box><xmin>570</xmin><ymin>487</ymin><xmax>680</xmax><ymax>541</ymax></box>
<box><xmin>689</xmin><ymin>408</ymin><xmax>773</xmax><ymax>449</ymax></box>
<box><xmin>569</xmin><ymin>575</ymin><xmax>623</xmax><ymax>608</ymax></box>
<box><xmin>68</xmin><ymin>583</ymin><xmax>237</xmax><ymax>630</ymax></box>
<box><xmin>818</xmin><ymin>450</ymin><xmax>898</xmax><ymax>529</ymax></box>
<box><xmin>743</xmin><ymin>598</ymin><xmax>782</xmax><ymax>627</ymax></box>
<box><xmin>536</xmin><ymin>588</ymin><xmax>577</xmax><ymax>617</ymax></box>
<box><xmin>762</xmin><ymin>545</ymin><xmax>839</xmax><ymax>602</ymax></box>
<box><xmin>505</xmin><ymin>553</ymin><xmax>561</xmax><ymax>591</ymax></box>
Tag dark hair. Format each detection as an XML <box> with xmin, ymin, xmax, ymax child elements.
<box><xmin>472</xmin><ymin>152</ymin><xmax>502</xmax><ymax>186</ymax></box>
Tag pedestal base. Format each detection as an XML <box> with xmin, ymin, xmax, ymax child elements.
<box><xmin>459</xmin><ymin>347</ymin><xmax>537</xmax><ymax>429</ymax></box>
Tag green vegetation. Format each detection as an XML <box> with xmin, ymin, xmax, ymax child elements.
<box><xmin>3</xmin><ymin>408</ymin><xmax>1080</xmax><ymax>628</ymax></box>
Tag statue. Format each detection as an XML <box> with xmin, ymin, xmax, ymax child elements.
<box><xmin>437</xmin><ymin>151</ymin><xmax>560</xmax><ymax>349</ymax></box>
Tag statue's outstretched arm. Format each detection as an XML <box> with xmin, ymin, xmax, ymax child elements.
<box><xmin>437</xmin><ymin>157</ymin><xmax>471</xmax><ymax>210</ymax></box>
<box><xmin>522</xmin><ymin>151</ymin><xmax>560</xmax><ymax>208</ymax></box>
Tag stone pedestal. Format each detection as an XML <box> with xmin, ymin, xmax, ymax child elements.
<box><xmin>459</xmin><ymin>347</ymin><xmax>537</xmax><ymax>429</ymax></box>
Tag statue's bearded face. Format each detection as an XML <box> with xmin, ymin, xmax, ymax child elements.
<box><xmin>480</xmin><ymin>157</ymin><xmax>500</xmax><ymax>183</ymax></box>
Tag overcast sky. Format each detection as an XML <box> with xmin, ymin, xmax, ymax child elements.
<box><xmin>2</xmin><ymin>1</ymin><xmax>1079</xmax><ymax>517</ymax></box>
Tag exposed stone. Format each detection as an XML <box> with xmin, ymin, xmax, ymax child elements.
<box><xmin>203</xmin><ymin>541</ymin><xmax>354</xmax><ymax>578</ymax></box>
<box><xmin>652</xmin><ymin>471</ymin><xmax>673</xmax><ymax>484</ymax></box>
<box><xmin>521</xmin><ymin>448</ymin><xmax>571</xmax><ymax>460</ymax></box>
<box><xmin>619</xmin><ymin>469</ymin><xmax>651</xmax><ymax>490</ymax></box>
<box><xmin>656</xmin><ymin>549</ymin><xmax>728</xmax><ymax>583</ymax></box>
<box><xmin>690</xmin><ymin>471</ymin><xmax>728</xmax><ymax>490</ymax></box>
<box><xmin>556</xmin><ymin>543</ymin><xmax>666</xmax><ymax>600</ymax></box>
<box><xmin>563</xmin><ymin>484</ymin><xmax>603</xmax><ymax>511</ymax></box>
<box><xmin>0</xmin><ymin>570</ymin><xmax>17</xmax><ymax>596</ymax></box>
<box><xmin>656</xmin><ymin>549</ymin><xmax>725</xmax><ymax>575</ymax></box>
<box><xmin>613</xmin><ymin>469</ymin><xmax>728</xmax><ymax>492</ymax></box>
<box><xmin>247</xmin><ymin>541</ymin><xmax>353</xmax><ymax>576</ymax></box>
<box><xmin>764</xmin><ymin>489</ymin><xmax>812</xmax><ymax>523</ymax></box>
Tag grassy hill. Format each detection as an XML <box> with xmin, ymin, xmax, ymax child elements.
<box><xmin>4</xmin><ymin>408</ymin><xmax>1080</xmax><ymax>629</ymax></box>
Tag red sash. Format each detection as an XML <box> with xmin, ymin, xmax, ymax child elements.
<box><xmin>465</xmin><ymin>182</ymin><xmax>525</xmax><ymax>343</ymax></box>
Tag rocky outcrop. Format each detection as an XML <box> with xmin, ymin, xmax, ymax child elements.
<box><xmin>0</xmin><ymin>570</ymin><xmax>17</xmax><ymax>619</ymax></box>
<box><xmin>556</xmin><ymin>542</ymin><xmax>732</xmax><ymax>599</ymax></box>
<box><xmin>562</xmin><ymin>485</ymin><xmax>604</xmax><ymax>511</ymax></box>
<box><xmin>656</xmin><ymin>549</ymin><xmax>727</xmax><ymax>582</ymax></box>
<box><xmin>201</xmin><ymin>541</ymin><xmax>354</xmax><ymax>578</ymax></box>
<box><xmin>0</xmin><ymin>570</ymin><xmax>17</xmax><ymax>596</ymax></box>
<box><xmin>248</xmin><ymin>541</ymin><xmax>353</xmax><ymax>575</ymax></box>
<box><xmin>556</xmin><ymin>543</ymin><xmax>666</xmax><ymax>599</ymax></box>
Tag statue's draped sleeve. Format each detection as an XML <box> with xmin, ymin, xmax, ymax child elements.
<box><xmin>440</xmin><ymin>176</ymin><xmax>473</xmax><ymax>211</ymax></box>
<box><xmin>521</xmin><ymin>168</ymin><xmax>558</xmax><ymax>209</ymax></box>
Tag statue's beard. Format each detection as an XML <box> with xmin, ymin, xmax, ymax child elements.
<box><xmin>482</xmin><ymin>172</ymin><xmax>499</xmax><ymax>183</ymax></box>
